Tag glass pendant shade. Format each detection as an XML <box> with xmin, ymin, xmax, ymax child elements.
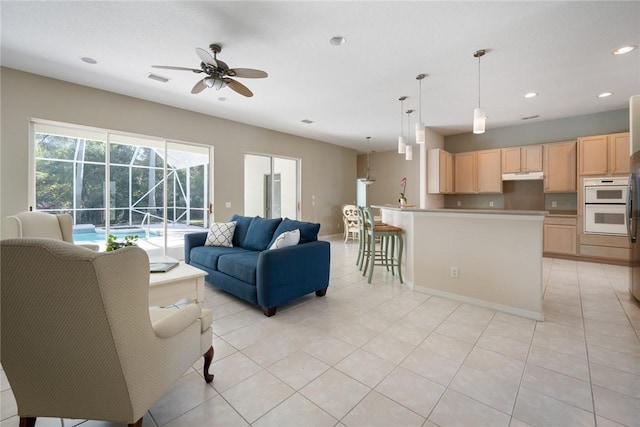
<box><xmin>415</xmin><ymin>122</ymin><xmax>425</xmax><ymax>144</ymax></box>
<box><xmin>405</xmin><ymin>144</ymin><xmax>413</xmax><ymax>161</ymax></box>
<box><xmin>398</xmin><ymin>136</ymin><xmax>407</xmax><ymax>154</ymax></box>
<box><xmin>473</xmin><ymin>107</ymin><xmax>486</xmax><ymax>134</ymax></box>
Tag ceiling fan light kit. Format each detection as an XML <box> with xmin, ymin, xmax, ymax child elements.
<box><xmin>415</xmin><ymin>74</ymin><xmax>426</xmax><ymax>144</ymax></box>
<box><xmin>473</xmin><ymin>49</ymin><xmax>487</xmax><ymax>134</ymax></box>
<box><xmin>152</xmin><ymin>43</ymin><xmax>268</xmax><ymax>98</ymax></box>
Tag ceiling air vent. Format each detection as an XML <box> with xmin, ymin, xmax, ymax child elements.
<box><xmin>147</xmin><ymin>73</ymin><xmax>170</xmax><ymax>83</ymax></box>
<box><xmin>521</xmin><ymin>114</ymin><xmax>540</xmax><ymax>121</ymax></box>
<box><xmin>301</xmin><ymin>119</ymin><xmax>314</xmax><ymax>124</ymax></box>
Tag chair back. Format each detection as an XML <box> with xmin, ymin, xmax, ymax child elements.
<box><xmin>4</xmin><ymin>211</ymin><xmax>73</xmax><ymax>242</ymax></box>
<box><xmin>342</xmin><ymin>205</ymin><xmax>359</xmax><ymax>232</ymax></box>
<box><xmin>361</xmin><ymin>206</ymin><xmax>376</xmax><ymax>232</ymax></box>
<box><xmin>0</xmin><ymin>238</ymin><xmax>152</xmax><ymax>422</ymax></box>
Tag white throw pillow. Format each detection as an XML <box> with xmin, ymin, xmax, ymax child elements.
<box><xmin>204</xmin><ymin>221</ymin><xmax>237</xmax><ymax>247</ymax></box>
<box><xmin>269</xmin><ymin>229</ymin><xmax>300</xmax><ymax>250</ymax></box>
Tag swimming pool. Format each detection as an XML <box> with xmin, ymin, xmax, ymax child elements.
<box><xmin>73</xmin><ymin>229</ymin><xmax>159</xmax><ymax>242</ymax></box>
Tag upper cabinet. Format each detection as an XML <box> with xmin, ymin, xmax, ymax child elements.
<box><xmin>501</xmin><ymin>145</ymin><xmax>542</xmax><ymax>173</ymax></box>
<box><xmin>454</xmin><ymin>149</ymin><xmax>502</xmax><ymax>194</ymax></box>
<box><xmin>427</xmin><ymin>149</ymin><xmax>454</xmax><ymax>194</ymax></box>
<box><xmin>543</xmin><ymin>140</ymin><xmax>576</xmax><ymax>192</ymax></box>
<box><xmin>578</xmin><ymin>132</ymin><xmax>630</xmax><ymax>176</ymax></box>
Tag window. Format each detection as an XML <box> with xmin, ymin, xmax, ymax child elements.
<box><xmin>31</xmin><ymin>120</ymin><xmax>213</xmax><ymax>258</ymax></box>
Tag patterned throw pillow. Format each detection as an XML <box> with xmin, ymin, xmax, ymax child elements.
<box><xmin>204</xmin><ymin>221</ymin><xmax>237</xmax><ymax>247</ymax></box>
<box><xmin>269</xmin><ymin>229</ymin><xmax>300</xmax><ymax>250</ymax></box>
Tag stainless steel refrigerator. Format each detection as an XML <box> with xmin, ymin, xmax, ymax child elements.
<box><xmin>627</xmin><ymin>95</ymin><xmax>640</xmax><ymax>301</ymax></box>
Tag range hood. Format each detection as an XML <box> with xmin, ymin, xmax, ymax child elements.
<box><xmin>502</xmin><ymin>171</ymin><xmax>544</xmax><ymax>181</ymax></box>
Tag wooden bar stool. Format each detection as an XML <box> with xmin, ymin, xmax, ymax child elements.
<box><xmin>361</xmin><ymin>206</ymin><xmax>403</xmax><ymax>284</ymax></box>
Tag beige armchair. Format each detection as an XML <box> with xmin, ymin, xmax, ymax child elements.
<box><xmin>0</xmin><ymin>238</ymin><xmax>214</xmax><ymax>427</ymax></box>
<box><xmin>3</xmin><ymin>211</ymin><xmax>99</xmax><ymax>251</ymax></box>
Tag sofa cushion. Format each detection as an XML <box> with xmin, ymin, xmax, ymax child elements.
<box><xmin>204</xmin><ymin>221</ymin><xmax>236</xmax><ymax>247</ymax></box>
<box><xmin>218</xmin><ymin>252</ymin><xmax>261</xmax><ymax>285</ymax></box>
<box><xmin>243</xmin><ymin>217</ymin><xmax>282</xmax><ymax>251</ymax></box>
<box><xmin>189</xmin><ymin>245</ymin><xmax>252</xmax><ymax>270</ymax></box>
<box><xmin>269</xmin><ymin>229</ymin><xmax>300</xmax><ymax>250</ymax></box>
<box><xmin>229</xmin><ymin>214</ymin><xmax>255</xmax><ymax>247</ymax></box>
<box><xmin>269</xmin><ymin>218</ymin><xmax>320</xmax><ymax>247</ymax></box>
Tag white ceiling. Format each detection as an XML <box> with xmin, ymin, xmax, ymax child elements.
<box><xmin>1</xmin><ymin>1</ymin><xmax>639</xmax><ymax>153</ymax></box>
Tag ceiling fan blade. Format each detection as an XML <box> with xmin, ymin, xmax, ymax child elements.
<box><xmin>224</xmin><ymin>78</ymin><xmax>253</xmax><ymax>97</ymax></box>
<box><xmin>191</xmin><ymin>78</ymin><xmax>208</xmax><ymax>94</ymax></box>
<box><xmin>227</xmin><ymin>68</ymin><xmax>268</xmax><ymax>79</ymax></box>
<box><xmin>152</xmin><ymin>65</ymin><xmax>203</xmax><ymax>73</ymax></box>
<box><xmin>196</xmin><ymin>47</ymin><xmax>217</xmax><ymax>68</ymax></box>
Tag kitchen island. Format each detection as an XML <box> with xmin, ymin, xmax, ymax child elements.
<box><xmin>374</xmin><ymin>206</ymin><xmax>547</xmax><ymax>320</ymax></box>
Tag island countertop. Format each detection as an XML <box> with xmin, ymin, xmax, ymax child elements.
<box><xmin>372</xmin><ymin>205</ymin><xmax>548</xmax><ymax>216</ymax></box>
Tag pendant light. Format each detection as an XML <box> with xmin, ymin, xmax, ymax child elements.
<box><xmin>473</xmin><ymin>49</ymin><xmax>487</xmax><ymax>134</ymax></box>
<box><xmin>398</xmin><ymin>96</ymin><xmax>407</xmax><ymax>154</ymax></box>
<box><xmin>415</xmin><ymin>74</ymin><xmax>426</xmax><ymax>144</ymax></box>
<box><xmin>405</xmin><ymin>110</ymin><xmax>414</xmax><ymax>161</ymax></box>
<box><xmin>360</xmin><ymin>136</ymin><xmax>376</xmax><ymax>185</ymax></box>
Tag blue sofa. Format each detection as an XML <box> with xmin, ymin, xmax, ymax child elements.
<box><xmin>184</xmin><ymin>215</ymin><xmax>331</xmax><ymax>316</ymax></box>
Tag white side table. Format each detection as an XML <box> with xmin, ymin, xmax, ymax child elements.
<box><xmin>149</xmin><ymin>260</ymin><xmax>207</xmax><ymax>307</ymax></box>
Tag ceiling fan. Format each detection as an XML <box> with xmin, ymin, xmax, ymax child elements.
<box><xmin>152</xmin><ymin>43</ymin><xmax>268</xmax><ymax>97</ymax></box>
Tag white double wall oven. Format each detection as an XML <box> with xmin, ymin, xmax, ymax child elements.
<box><xmin>583</xmin><ymin>176</ymin><xmax>628</xmax><ymax>236</ymax></box>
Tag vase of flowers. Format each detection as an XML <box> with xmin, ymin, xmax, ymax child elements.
<box><xmin>399</xmin><ymin>177</ymin><xmax>408</xmax><ymax>206</ymax></box>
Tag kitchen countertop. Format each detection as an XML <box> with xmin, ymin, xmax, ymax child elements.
<box><xmin>374</xmin><ymin>205</ymin><xmax>548</xmax><ymax>216</ymax></box>
<box><xmin>546</xmin><ymin>210</ymin><xmax>578</xmax><ymax>217</ymax></box>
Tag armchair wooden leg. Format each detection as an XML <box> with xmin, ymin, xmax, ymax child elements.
<box><xmin>203</xmin><ymin>345</ymin><xmax>214</xmax><ymax>383</ymax></box>
<box><xmin>19</xmin><ymin>417</ymin><xmax>36</xmax><ymax>427</ymax></box>
<box><xmin>128</xmin><ymin>418</ymin><xmax>143</xmax><ymax>427</ymax></box>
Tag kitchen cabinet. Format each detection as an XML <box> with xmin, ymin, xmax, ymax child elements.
<box><xmin>543</xmin><ymin>140</ymin><xmax>576</xmax><ymax>192</ymax></box>
<box><xmin>543</xmin><ymin>216</ymin><xmax>577</xmax><ymax>255</ymax></box>
<box><xmin>578</xmin><ymin>132</ymin><xmax>630</xmax><ymax>176</ymax></box>
<box><xmin>454</xmin><ymin>149</ymin><xmax>502</xmax><ymax>194</ymax></box>
<box><xmin>501</xmin><ymin>145</ymin><xmax>543</xmax><ymax>173</ymax></box>
<box><xmin>579</xmin><ymin>234</ymin><xmax>630</xmax><ymax>261</ymax></box>
<box><xmin>427</xmin><ymin>149</ymin><xmax>454</xmax><ymax>194</ymax></box>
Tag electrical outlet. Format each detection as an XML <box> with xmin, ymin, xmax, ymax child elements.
<box><xmin>551</xmin><ymin>201</ymin><xmax>557</xmax><ymax>208</ymax></box>
<box><xmin>225</xmin><ymin>202</ymin><xmax>231</xmax><ymax>208</ymax></box>
<box><xmin>489</xmin><ymin>201</ymin><xmax>494</xmax><ymax>207</ymax></box>
<box><xmin>456</xmin><ymin>201</ymin><xmax>461</xmax><ymax>207</ymax></box>
<box><xmin>450</xmin><ymin>266</ymin><xmax>459</xmax><ymax>278</ymax></box>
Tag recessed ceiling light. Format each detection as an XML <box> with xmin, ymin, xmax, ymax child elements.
<box><xmin>329</xmin><ymin>36</ymin><xmax>346</xmax><ymax>46</ymax></box>
<box><xmin>147</xmin><ymin>73</ymin><xmax>170</xmax><ymax>83</ymax></box>
<box><xmin>524</xmin><ymin>92</ymin><xmax>538</xmax><ymax>98</ymax></box>
<box><xmin>80</xmin><ymin>57</ymin><xmax>97</xmax><ymax>64</ymax></box>
<box><xmin>614</xmin><ymin>46</ymin><xmax>635</xmax><ymax>55</ymax></box>
<box><xmin>598</xmin><ymin>92</ymin><xmax>613</xmax><ymax>98</ymax></box>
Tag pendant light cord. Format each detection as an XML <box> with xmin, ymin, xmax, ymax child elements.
<box><xmin>477</xmin><ymin>55</ymin><xmax>481</xmax><ymax>109</ymax></box>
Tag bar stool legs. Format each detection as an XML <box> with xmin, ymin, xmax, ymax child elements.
<box><xmin>360</xmin><ymin>206</ymin><xmax>404</xmax><ymax>284</ymax></box>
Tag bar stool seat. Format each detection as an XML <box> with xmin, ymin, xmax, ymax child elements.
<box><xmin>361</xmin><ymin>206</ymin><xmax>404</xmax><ymax>284</ymax></box>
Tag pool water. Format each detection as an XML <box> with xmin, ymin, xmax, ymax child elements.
<box><xmin>73</xmin><ymin>229</ymin><xmax>159</xmax><ymax>242</ymax></box>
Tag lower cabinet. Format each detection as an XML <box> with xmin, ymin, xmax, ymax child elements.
<box><xmin>543</xmin><ymin>217</ymin><xmax>577</xmax><ymax>255</ymax></box>
<box><xmin>579</xmin><ymin>233</ymin><xmax>630</xmax><ymax>261</ymax></box>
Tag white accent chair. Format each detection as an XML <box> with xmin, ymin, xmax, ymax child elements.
<box><xmin>3</xmin><ymin>211</ymin><xmax>99</xmax><ymax>251</ymax></box>
<box><xmin>0</xmin><ymin>238</ymin><xmax>214</xmax><ymax>427</ymax></box>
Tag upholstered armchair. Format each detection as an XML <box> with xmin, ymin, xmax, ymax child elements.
<box><xmin>3</xmin><ymin>211</ymin><xmax>99</xmax><ymax>251</ymax></box>
<box><xmin>0</xmin><ymin>238</ymin><xmax>214</xmax><ymax>427</ymax></box>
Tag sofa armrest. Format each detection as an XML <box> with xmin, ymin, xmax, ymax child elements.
<box><xmin>256</xmin><ymin>240</ymin><xmax>330</xmax><ymax>308</ymax></box>
<box><xmin>184</xmin><ymin>231</ymin><xmax>208</xmax><ymax>264</ymax></box>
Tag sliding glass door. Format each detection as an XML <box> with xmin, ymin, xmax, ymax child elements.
<box><xmin>244</xmin><ymin>154</ymin><xmax>299</xmax><ymax>219</ymax></box>
<box><xmin>32</xmin><ymin>120</ymin><xmax>212</xmax><ymax>258</ymax></box>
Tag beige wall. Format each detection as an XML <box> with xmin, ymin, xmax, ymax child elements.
<box><xmin>0</xmin><ymin>67</ymin><xmax>356</xmax><ymax>236</ymax></box>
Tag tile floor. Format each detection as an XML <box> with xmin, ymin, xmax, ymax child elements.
<box><xmin>2</xmin><ymin>235</ymin><xmax>640</xmax><ymax>427</ymax></box>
